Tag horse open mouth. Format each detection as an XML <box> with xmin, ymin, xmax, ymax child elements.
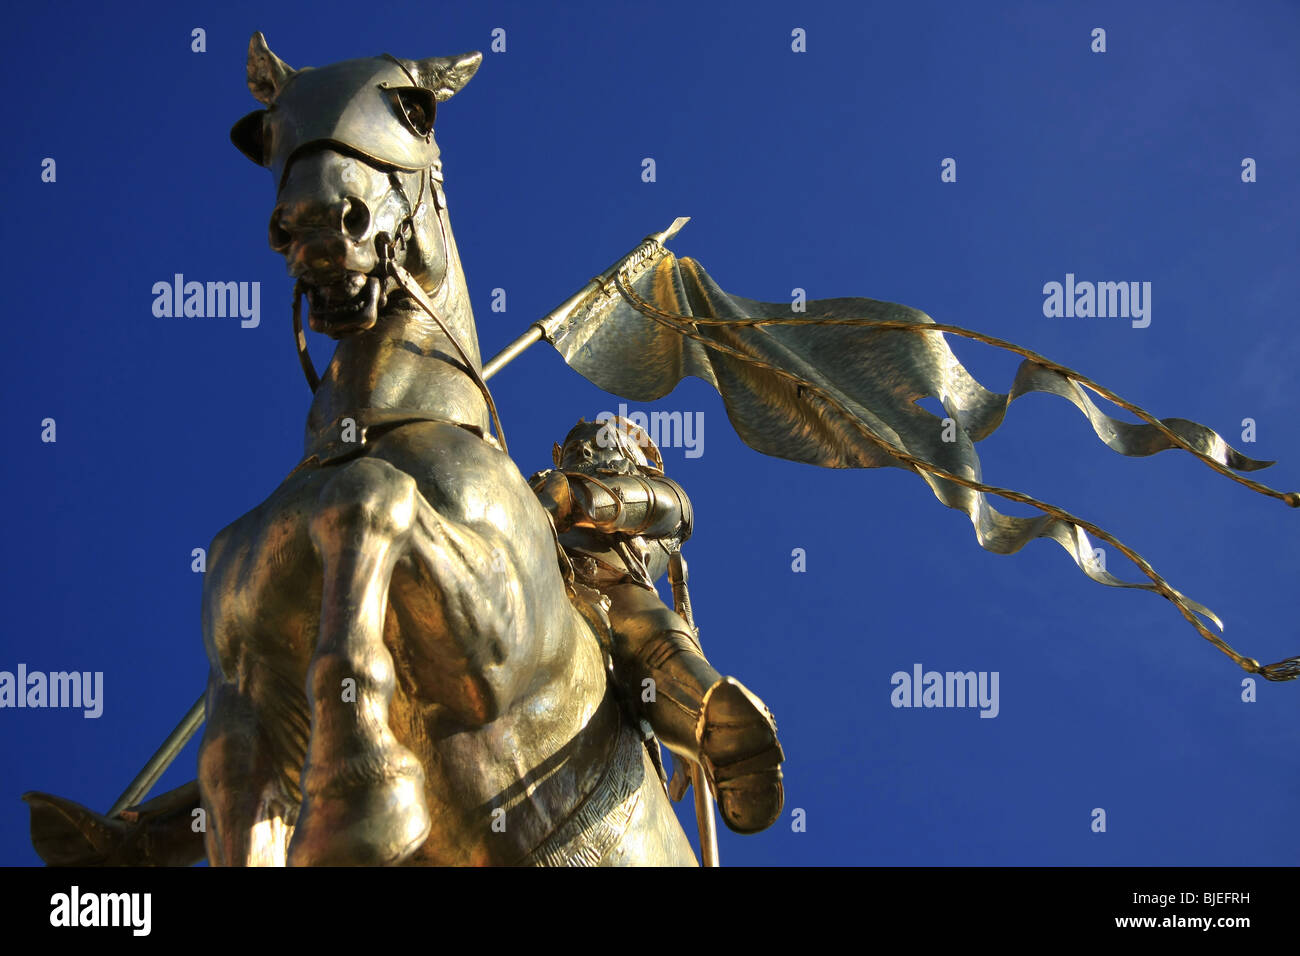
<box><xmin>306</xmin><ymin>273</ymin><xmax>385</xmax><ymax>336</ymax></box>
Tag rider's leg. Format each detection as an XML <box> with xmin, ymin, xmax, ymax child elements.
<box><xmin>602</xmin><ymin>582</ymin><xmax>785</xmax><ymax>834</ymax></box>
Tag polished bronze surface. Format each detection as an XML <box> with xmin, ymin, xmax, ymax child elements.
<box><xmin>531</xmin><ymin>418</ymin><xmax>785</xmax><ymax>837</ymax></box>
<box><xmin>196</xmin><ymin>34</ymin><xmax>702</xmax><ymax>866</ymax></box>
<box><xmin>25</xmin><ymin>27</ymin><xmax>1298</xmax><ymax>869</ymax></box>
<box><xmin>24</xmin><ymin>413</ymin><xmax>782</xmax><ymax>865</ymax></box>
<box><xmin>542</xmin><ymin>256</ymin><xmax>1299</xmax><ymax>681</ymax></box>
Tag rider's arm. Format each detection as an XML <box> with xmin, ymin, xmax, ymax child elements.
<box><xmin>567</xmin><ymin>473</ymin><xmax>692</xmax><ymax>541</ymax></box>
<box><xmin>528</xmin><ymin>469</ymin><xmax>575</xmax><ymax>531</ymax></box>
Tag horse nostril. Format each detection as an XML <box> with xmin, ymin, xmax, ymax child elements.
<box><xmin>340</xmin><ymin>197</ymin><xmax>371</xmax><ymax>241</ymax></box>
<box><xmin>268</xmin><ymin>207</ymin><xmax>293</xmax><ymax>253</ymax></box>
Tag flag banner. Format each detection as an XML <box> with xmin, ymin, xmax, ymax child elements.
<box><xmin>545</xmin><ymin>252</ymin><xmax>1299</xmax><ymax>680</ymax></box>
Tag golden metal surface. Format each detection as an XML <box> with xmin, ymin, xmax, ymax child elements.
<box><xmin>44</xmin><ymin>34</ymin><xmax>706</xmax><ymax>868</ymax></box>
<box><xmin>197</xmin><ymin>35</ymin><xmax>707</xmax><ymax>866</ymax></box>
<box><xmin>545</xmin><ymin>254</ymin><xmax>1299</xmax><ymax>681</ymax></box>
<box><xmin>25</xmin><ymin>26</ymin><xmax>1297</xmax><ymax>869</ymax></box>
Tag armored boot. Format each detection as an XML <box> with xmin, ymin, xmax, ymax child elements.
<box><xmin>697</xmin><ymin>676</ymin><xmax>785</xmax><ymax>834</ymax></box>
<box><xmin>619</xmin><ymin>623</ymin><xmax>785</xmax><ymax>834</ymax></box>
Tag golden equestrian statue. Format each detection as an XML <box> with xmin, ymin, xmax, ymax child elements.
<box><xmin>24</xmin><ymin>32</ymin><xmax>1297</xmax><ymax>867</ymax></box>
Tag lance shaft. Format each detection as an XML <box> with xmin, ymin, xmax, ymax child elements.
<box><xmin>107</xmin><ymin>693</ymin><xmax>205</xmax><ymax>818</ymax></box>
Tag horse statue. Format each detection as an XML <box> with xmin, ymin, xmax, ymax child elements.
<box><xmin>192</xmin><ymin>34</ymin><xmax>695</xmax><ymax>866</ymax></box>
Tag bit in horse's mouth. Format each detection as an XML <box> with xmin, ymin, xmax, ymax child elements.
<box><xmin>306</xmin><ymin>273</ymin><xmax>385</xmax><ymax>336</ymax></box>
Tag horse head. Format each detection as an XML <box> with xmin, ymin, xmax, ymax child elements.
<box><xmin>230</xmin><ymin>32</ymin><xmax>481</xmax><ymax>339</ymax></box>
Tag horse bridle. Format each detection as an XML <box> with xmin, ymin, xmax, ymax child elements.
<box><xmin>290</xmin><ymin>160</ymin><xmax>508</xmax><ymax>454</ymax></box>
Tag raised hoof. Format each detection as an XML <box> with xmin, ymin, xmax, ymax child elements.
<box><xmin>288</xmin><ymin>756</ymin><xmax>430</xmax><ymax>866</ymax></box>
<box><xmin>699</xmin><ymin>677</ymin><xmax>785</xmax><ymax>835</ymax></box>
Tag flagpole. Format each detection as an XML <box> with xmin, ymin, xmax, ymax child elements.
<box><xmin>692</xmin><ymin>760</ymin><xmax>720</xmax><ymax>866</ymax></box>
<box><xmin>481</xmin><ymin>216</ymin><xmax>689</xmax><ymax>381</ymax></box>
<box><xmin>481</xmin><ymin>326</ymin><xmax>544</xmax><ymax>381</ymax></box>
<box><xmin>667</xmin><ymin>548</ymin><xmax>720</xmax><ymax>867</ymax></box>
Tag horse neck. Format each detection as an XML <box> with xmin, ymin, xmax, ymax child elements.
<box><xmin>304</xmin><ymin>206</ymin><xmax>489</xmax><ymax>453</ymax></box>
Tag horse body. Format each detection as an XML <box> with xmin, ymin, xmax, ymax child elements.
<box><xmin>196</xmin><ymin>35</ymin><xmax>696</xmax><ymax>866</ymax></box>
<box><xmin>200</xmin><ymin>423</ymin><xmax>691</xmax><ymax>865</ymax></box>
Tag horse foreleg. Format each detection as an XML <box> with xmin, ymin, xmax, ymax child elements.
<box><xmin>200</xmin><ymin>679</ymin><xmax>300</xmax><ymax>866</ymax></box>
<box><xmin>288</xmin><ymin>458</ymin><xmax>430</xmax><ymax>866</ymax></box>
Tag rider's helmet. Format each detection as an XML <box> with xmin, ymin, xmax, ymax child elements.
<box><xmin>553</xmin><ymin>417</ymin><xmax>664</xmax><ymax>476</ymax></box>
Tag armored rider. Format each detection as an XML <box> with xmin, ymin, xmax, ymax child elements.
<box><xmin>530</xmin><ymin>417</ymin><xmax>784</xmax><ymax>834</ymax></box>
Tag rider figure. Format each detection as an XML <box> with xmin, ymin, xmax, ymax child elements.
<box><xmin>530</xmin><ymin>417</ymin><xmax>785</xmax><ymax>834</ymax></box>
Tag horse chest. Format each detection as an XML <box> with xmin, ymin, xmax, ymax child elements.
<box><xmin>203</xmin><ymin>470</ymin><xmax>330</xmax><ymax>677</ymax></box>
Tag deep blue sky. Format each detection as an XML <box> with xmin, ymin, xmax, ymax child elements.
<box><xmin>2</xmin><ymin>0</ymin><xmax>1296</xmax><ymax>866</ymax></box>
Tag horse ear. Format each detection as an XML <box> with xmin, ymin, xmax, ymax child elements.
<box><xmin>400</xmin><ymin>51</ymin><xmax>483</xmax><ymax>102</ymax></box>
<box><xmin>247</xmin><ymin>32</ymin><xmax>295</xmax><ymax>105</ymax></box>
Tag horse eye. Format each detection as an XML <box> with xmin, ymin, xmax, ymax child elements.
<box><xmin>387</xmin><ymin>86</ymin><xmax>437</xmax><ymax>138</ymax></box>
<box><xmin>230</xmin><ymin>109</ymin><xmax>268</xmax><ymax>165</ymax></box>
